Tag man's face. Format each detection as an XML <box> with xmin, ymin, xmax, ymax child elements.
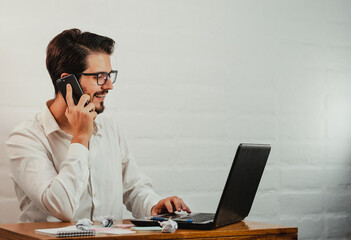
<box><xmin>79</xmin><ymin>53</ymin><xmax>113</xmax><ymax>114</ymax></box>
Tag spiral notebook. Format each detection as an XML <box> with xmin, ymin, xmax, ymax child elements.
<box><xmin>35</xmin><ymin>226</ymin><xmax>96</xmax><ymax>238</ymax></box>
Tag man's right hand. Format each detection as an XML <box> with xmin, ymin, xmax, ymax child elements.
<box><xmin>65</xmin><ymin>84</ymin><xmax>97</xmax><ymax>149</ymax></box>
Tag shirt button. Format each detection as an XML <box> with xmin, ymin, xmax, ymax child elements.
<box><xmin>93</xmin><ymin>193</ymin><xmax>96</xmax><ymax>197</ymax></box>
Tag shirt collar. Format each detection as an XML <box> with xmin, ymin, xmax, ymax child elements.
<box><xmin>40</xmin><ymin>99</ymin><xmax>103</xmax><ymax>137</ymax></box>
<box><xmin>94</xmin><ymin>116</ymin><xmax>103</xmax><ymax>136</ymax></box>
<box><xmin>40</xmin><ymin>100</ymin><xmax>62</xmax><ymax>136</ymax></box>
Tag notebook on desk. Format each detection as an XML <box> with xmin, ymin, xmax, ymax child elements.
<box><xmin>131</xmin><ymin>143</ymin><xmax>271</xmax><ymax>230</ymax></box>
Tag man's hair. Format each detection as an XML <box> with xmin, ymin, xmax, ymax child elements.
<box><xmin>46</xmin><ymin>28</ymin><xmax>115</xmax><ymax>94</ymax></box>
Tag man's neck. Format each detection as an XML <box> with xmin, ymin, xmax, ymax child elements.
<box><xmin>48</xmin><ymin>95</ymin><xmax>73</xmax><ymax>135</ymax></box>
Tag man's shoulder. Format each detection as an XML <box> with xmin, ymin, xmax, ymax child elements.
<box><xmin>10</xmin><ymin>113</ymin><xmax>42</xmax><ymax>134</ymax></box>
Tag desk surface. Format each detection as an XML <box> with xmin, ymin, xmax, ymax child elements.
<box><xmin>0</xmin><ymin>220</ymin><xmax>297</xmax><ymax>240</ymax></box>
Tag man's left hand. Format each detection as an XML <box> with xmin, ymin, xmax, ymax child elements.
<box><xmin>151</xmin><ymin>196</ymin><xmax>191</xmax><ymax>216</ymax></box>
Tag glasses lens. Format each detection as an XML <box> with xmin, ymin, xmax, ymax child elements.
<box><xmin>99</xmin><ymin>72</ymin><xmax>111</xmax><ymax>85</ymax></box>
<box><xmin>109</xmin><ymin>71</ymin><xmax>118</xmax><ymax>84</ymax></box>
<box><xmin>96</xmin><ymin>71</ymin><xmax>117</xmax><ymax>85</ymax></box>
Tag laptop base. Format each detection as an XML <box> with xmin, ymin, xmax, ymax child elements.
<box><xmin>130</xmin><ymin>218</ymin><xmax>217</xmax><ymax>230</ymax></box>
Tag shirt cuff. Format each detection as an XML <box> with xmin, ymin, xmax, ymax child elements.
<box><xmin>64</xmin><ymin>143</ymin><xmax>89</xmax><ymax>164</ymax></box>
<box><xmin>146</xmin><ymin>193</ymin><xmax>162</xmax><ymax>217</ymax></box>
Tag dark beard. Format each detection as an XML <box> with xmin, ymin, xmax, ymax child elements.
<box><xmin>95</xmin><ymin>102</ymin><xmax>105</xmax><ymax>114</ymax></box>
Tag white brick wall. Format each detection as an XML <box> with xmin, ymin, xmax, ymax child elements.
<box><xmin>1</xmin><ymin>0</ymin><xmax>351</xmax><ymax>239</ymax></box>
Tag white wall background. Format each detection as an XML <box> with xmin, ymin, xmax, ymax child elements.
<box><xmin>1</xmin><ymin>0</ymin><xmax>351</xmax><ymax>239</ymax></box>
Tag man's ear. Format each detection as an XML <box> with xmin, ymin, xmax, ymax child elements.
<box><xmin>60</xmin><ymin>73</ymin><xmax>70</xmax><ymax>78</ymax></box>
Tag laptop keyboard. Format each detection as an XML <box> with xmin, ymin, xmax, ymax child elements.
<box><xmin>179</xmin><ymin>213</ymin><xmax>215</xmax><ymax>222</ymax></box>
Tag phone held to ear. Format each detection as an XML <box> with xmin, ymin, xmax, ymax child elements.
<box><xmin>56</xmin><ymin>74</ymin><xmax>84</xmax><ymax>106</ymax></box>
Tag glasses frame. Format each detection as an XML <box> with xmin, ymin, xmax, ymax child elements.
<box><xmin>74</xmin><ymin>70</ymin><xmax>118</xmax><ymax>86</ymax></box>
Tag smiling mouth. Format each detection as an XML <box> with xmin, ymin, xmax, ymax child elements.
<box><xmin>94</xmin><ymin>91</ymin><xmax>108</xmax><ymax>99</ymax></box>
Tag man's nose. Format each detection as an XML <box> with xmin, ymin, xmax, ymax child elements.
<box><xmin>102</xmin><ymin>77</ymin><xmax>114</xmax><ymax>90</ymax></box>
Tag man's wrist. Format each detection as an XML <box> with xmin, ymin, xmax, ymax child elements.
<box><xmin>71</xmin><ymin>134</ymin><xmax>90</xmax><ymax>149</ymax></box>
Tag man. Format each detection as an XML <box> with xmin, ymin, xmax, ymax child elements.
<box><xmin>6</xmin><ymin>29</ymin><xmax>190</xmax><ymax>222</ymax></box>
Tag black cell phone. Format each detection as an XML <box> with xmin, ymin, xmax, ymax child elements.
<box><xmin>56</xmin><ymin>74</ymin><xmax>84</xmax><ymax>106</ymax></box>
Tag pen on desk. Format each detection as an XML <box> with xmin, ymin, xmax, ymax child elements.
<box><xmin>177</xmin><ymin>219</ymin><xmax>193</xmax><ymax>223</ymax></box>
<box><xmin>150</xmin><ymin>217</ymin><xmax>165</xmax><ymax>221</ymax></box>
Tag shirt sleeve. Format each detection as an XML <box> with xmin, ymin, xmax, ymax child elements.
<box><xmin>117</xmin><ymin>125</ymin><xmax>161</xmax><ymax>218</ymax></box>
<box><xmin>6</xmin><ymin>128</ymin><xmax>90</xmax><ymax>221</ymax></box>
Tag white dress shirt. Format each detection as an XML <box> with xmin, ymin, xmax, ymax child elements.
<box><xmin>6</xmin><ymin>101</ymin><xmax>160</xmax><ymax>223</ymax></box>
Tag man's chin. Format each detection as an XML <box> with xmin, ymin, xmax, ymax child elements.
<box><xmin>95</xmin><ymin>103</ymin><xmax>105</xmax><ymax>114</ymax></box>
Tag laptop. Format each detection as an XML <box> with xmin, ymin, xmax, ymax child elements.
<box><xmin>131</xmin><ymin>143</ymin><xmax>271</xmax><ymax>230</ymax></box>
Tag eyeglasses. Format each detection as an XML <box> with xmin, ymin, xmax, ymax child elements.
<box><xmin>74</xmin><ymin>70</ymin><xmax>118</xmax><ymax>86</ymax></box>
